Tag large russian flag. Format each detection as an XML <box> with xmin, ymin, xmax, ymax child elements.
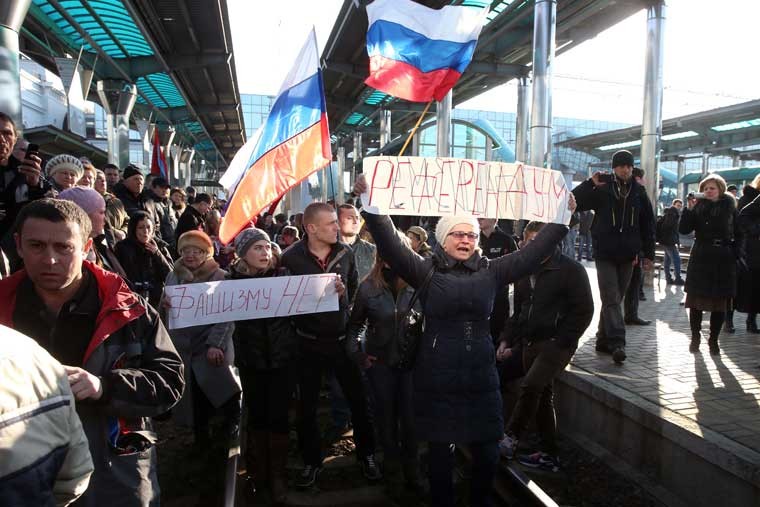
<box><xmin>219</xmin><ymin>29</ymin><xmax>331</xmax><ymax>244</ymax></box>
<box><xmin>365</xmin><ymin>0</ymin><xmax>488</xmax><ymax>103</ymax></box>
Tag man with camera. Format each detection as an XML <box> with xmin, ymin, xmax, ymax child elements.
<box><xmin>573</xmin><ymin>150</ymin><xmax>656</xmax><ymax>364</ymax></box>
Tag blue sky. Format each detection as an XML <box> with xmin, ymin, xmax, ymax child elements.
<box><xmin>228</xmin><ymin>0</ymin><xmax>759</xmax><ymax>123</ymax></box>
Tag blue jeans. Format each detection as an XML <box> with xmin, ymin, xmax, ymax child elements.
<box><xmin>663</xmin><ymin>245</ymin><xmax>682</xmax><ymax>280</ymax></box>
<box><xmin>563</xmin><ymin>229</ymin><xmax>578</xmax><ymax>258</ymax></box>
<box><xmin>577</xmin><ymin>233</ymin><xmax>593</xmax><ymax>260</ymax></box>
<box><xmin>365</xmin><ymin>362</ymin><xmax>416</xmax><ymax>462</ymax></box>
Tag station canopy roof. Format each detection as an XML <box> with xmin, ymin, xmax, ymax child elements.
<box><xmin>556</xmin><ymin>99</ymin><xmax>760</xmax><ymax>164</ymax></box>
<box><xmin>20</xmin><ymin>0</ymin><xmax>246</xmax><ymax>168</ymax></box>
<box><xmin>321</xmin><ymin>0</ymin><xmax>647</xmax><ymax>152</ymax></box>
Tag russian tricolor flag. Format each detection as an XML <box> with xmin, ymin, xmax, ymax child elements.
<box><xmin>219</xmin><ymin>29</ymin><xmax>331</xmax><ymax>245</ymax></box>
<box><xmin>365</xmin><ymin>0</ymin><xmax>488</xmax><ymax>103</ymax></box>
<box><xmin>150</xmin><ymin>128</ymin><xmax>168</xmax><ymax>178</ymax></box>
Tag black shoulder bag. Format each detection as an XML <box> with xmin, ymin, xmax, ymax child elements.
<box><xmin>391</xmin><ymin>266</ymin><xmax>435</xmax><ymax>371</ymax></box>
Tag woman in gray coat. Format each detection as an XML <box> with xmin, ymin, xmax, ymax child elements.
<box><xmin>163</xmin><ymin>230</ymin><xmax>240</xmax><ymax>444</ymax></box>
<box><xmin>354</xmin><ymin>175</ymin><xmax>574</xmax><ymax>507</ymax></box>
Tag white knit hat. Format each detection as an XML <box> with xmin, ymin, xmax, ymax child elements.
<box><xmin>435</xmin><ymin>216</ymin><xmax>480</xmax><ymax>245</ymax></box>
<box><xmin>45</xmin><ymin>154</ymin><xmax>84</xmax><ymax>180</ymax></box>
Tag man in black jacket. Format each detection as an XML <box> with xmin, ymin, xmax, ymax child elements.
<box><xmin>658</xmin><ymin>199</ymin><xmax>684</xmax><ymax>285</ymax></box>
<box><xmin>280</xmin><ymin>202</ymin><xmax>379</xmax><ymax>488</ymax></box>
<box><xmin>175</xmin><ymin>192</ymin><xmax>211</xmax><ymax>241</ymax></box>
<box><xmin>573</xmin><ymin>150</ymin><xmax>655</xmax><ymax>364</ymax></box>
<box><xmin>0</xmin><ymin>113</ymin><xmax>50</xmax><ymax>270</ymax></box>
<box><xmin>144</xmin><ymin>176</ymin><xmax>178</xmax><ymax>248</ymax></box>
<box><xmin>479</xmin><ymin>217</ymin><xmax>518</xmax><ymax>341</ymax></box>
<box><xmin>111</xmin><ymin>165</ymin><xmax>160</xmax><ymax>234</ymax></box>
<box><xmin>623</xmin><ymin>168</ymin><xmax>652</xmax><ymax>326</ymax></box>
<box><xmin>496</xmin><ymin>221</ymin><xmax>593</xmax><ymax>470</ymax></box>
<box><xmin>1</xmin><ymin>198</ymin><xmax>184</xmax><ymax>506</ymax></box>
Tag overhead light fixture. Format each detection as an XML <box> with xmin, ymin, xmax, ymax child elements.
<box><xmin>597</xmin><ymin>140</ymin><xmax>641</xmax><ymax>151</ymax></box>
<box><xmin>711</xmin><ymin>118</ymin><xmax>760</xmax><ymax>132</ymax></box>
<box><xmin>661</xmin><ymin>131</ymin><xmax>698</xmax><ymax>141</ymax></box>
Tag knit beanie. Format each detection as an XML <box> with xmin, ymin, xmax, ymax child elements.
<box><xmin>122</xmin><ymin>164</ymin><xmax>143</xmax><ymax>181</ymax></box>
<box><xmin>407</xmin><ymin>226</ymin><xmax>428</xmax><ymax>243</ymax></box>
<box><xmin>58</xmin><ymin>186</ymin><xmax>105</xmax><ymax>215</ymax></box>
<box><xmin>234</xmin><ymin>227</ymin><xmax>270</xmax><ymax>259</ymax></box>
<box><xmin>177</xmin><ymin>230</ymin><xmax>214</xmax><ymax>257</ymax></box>
<box><xmin>45</xmin><ymin>154</ymin><xmax>84</xmax><ymax>180</ymax></box>
<box><xmin>434</xmin><ymin>216</ymin><xmax>480</xmax><ymax>246</ymax></box>
<box><xmin>611</xmin><ymin>150</ymin><xmax>634</xmax><ymax>168</ymax></box>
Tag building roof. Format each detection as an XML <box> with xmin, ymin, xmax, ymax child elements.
<box><xmin>24</xmin><ymin>124</ymin><xmax>109</xmax><ymax>166</ymax></box>
<box><xmin>321</xmin><ymin>0</ymin><xmax>647</xmax><ymax>151</ymax></box>
<box><xmin>556</xmin><ymin>99</ymin><xmax>760</xmax><ymax>163</ymax></box>
<box><xmin>20</xmin><ymin>0</ymin><xmax>245</xmax><ymax>169</ymax></box>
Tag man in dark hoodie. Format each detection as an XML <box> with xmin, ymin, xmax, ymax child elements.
<box><xmin>497</xmin><ymin>221</ymin><xmax>593</xmax><ymax>470</ymax></box>
<box><xmin>572</xmin><ymin>150</ymin><xmax>655</xmax><ymax>364</ymax></box>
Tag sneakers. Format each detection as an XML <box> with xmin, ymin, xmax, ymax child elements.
<box><xmin>498</xmin><ymin>433</ymin><xmax>518</xmax><ymax>459</ymax></box>
<box><xmin>360</xmin><ymin>454</ymin><xmax>382</xmax><ymax>481</ymax></box>
<box><xmin>296</xmin><ymin>464</ymin><xmax>323</xmax><ymax>489</ymax></box>
<box><xmin>674</xmin><ymin>278</ymin><xmax>685</xmax><ymax>286</ymax></box>
<box><xmin>518</xmin><ymin>452</ymin><xmax>561</xmax><ymax>472</ymax></box>
<box><xmin>612</xmin><ymin>346</ymin><xmax>627</xmax><ymax>364</ymax></box>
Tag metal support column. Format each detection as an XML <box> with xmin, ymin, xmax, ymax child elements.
<box><xmin>529</xmin><ymin>0</ymin><xmax>556</xmax><ymax>170</ymax></box>
<box><xmin>97</xmin><ymin>80</ymin><xmax>137</xmax><ymax>169</ymax></box>
<box><xmin>135</xmin><ymin>119</ymin><xmax>151</xmax><ymax>168</ymax></box>
<box><xmin>515</xmin><ymin>76</ymin><xmax>531</xmax><ymax>163</ymax></box>
<box><xmin>701</xmin><ymin>153</ymin><xmax>710</xmax><ymax>176</ymax></box>
<box><xmin>676</xmin><ymin>157</ymin><xmax>685</xmax><ymax>199</ymax></box>
<box><xmin>336</xmin><ymin>145</ymin><xmax>346</xmax><ymax>205</ymax></box>
<box><xmin>436</xmin><ymin>90</ymin><xmax>452</xmax><ymax>157</ymax></box>
<box><xmin>183</xmin><ymin>148</ymin><xmax>196</xmax><ymax>188</ymax></box>
<box><xmin>640</xmin><ymin>1</ymin><xmax>666</xmax><ymax>212</ymax></box>
<box><xmin>352</xmin><ymin>131</ymin><xmax>362</xmax><ymax>186</ymax></box>
<box><xmin>0</xmin><ymin>0</ymin><xmax>33</xmax><ymax>127</ymax></box>
<box><xmin>379</xmin><ymin>109</ymin><xmax>392</xmax><ymax>149</ymax></box>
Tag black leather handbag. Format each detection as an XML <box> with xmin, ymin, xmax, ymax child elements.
<box><xmin>391</xmin><ymin>267</ymin><xmax>435</xmax><ymax>371</ymax></box>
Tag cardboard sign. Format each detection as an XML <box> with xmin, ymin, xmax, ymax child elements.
<box><xmin>164</xmin><ymin>274</ymin><xmax>339</xmax><ymax>330</ymax></box>
<box><xmin>361</xmin><ymin>156</ymin><xmax>571</xmax><ymax>225</ymax></box>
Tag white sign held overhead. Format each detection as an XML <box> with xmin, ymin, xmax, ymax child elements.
<box><xmin>164</xmin><ymin>274</ymin><xmax>340</xmax><ymax>330</ymax></box>
<box><xmin>360</xmin><ymin>156</ymin><xmax>571</xmax><ymax>225</ymax></box>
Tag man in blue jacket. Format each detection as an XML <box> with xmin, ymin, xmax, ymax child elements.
<box><xmin>572</xmin><ymin>150</ymin><xmax>655</xmax><ymax>364</ymax></box>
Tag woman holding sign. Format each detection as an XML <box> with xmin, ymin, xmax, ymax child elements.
<box><xmin>228</xmin><ymin>227</ymin><xmax>299</xmax><ymax>504</ymax></box>
<box><xmin>163</xmin><ymin>230</ymin><xmax>240</xmax><ymax>447</ymax></box>
<box><xmin>354</xmin><ymin>175</ymin><xmax>574</xmax><ymax>507</ymax></box>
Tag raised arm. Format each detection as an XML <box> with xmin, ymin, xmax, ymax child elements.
<box><xmin>679</xmin><ymin>206</ymin><xmax>697</xmax><ymax>235</ymax></box>
<box><xmin>572</xmin><ymin>178</ymin><xmax>599</xmax><ymax>213</ymax></box>
<box><xmin>490</xmin><ymin>223</ymin><xmax>568</xmax><ymax>287</ymax></box>
<box><xmin>361</xmin><ymin>212</ymin><xmax>429</xmax><ymax>289</ymax></box>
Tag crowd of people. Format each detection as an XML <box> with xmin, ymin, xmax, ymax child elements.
<box><xmin>2</xmin><ymin>102</ymin><xmax>760</xmax><ymax>507</ymax></box>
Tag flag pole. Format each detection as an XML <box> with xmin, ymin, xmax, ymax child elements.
<box><xmin>398</xmin><ymin>100</ymin><xmax>433</xmax><ymax>156</ymax></box>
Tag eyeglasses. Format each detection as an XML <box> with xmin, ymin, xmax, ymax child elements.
<box><xmin>447</xmin><ymin>231</ymin><xmax>478</xmax><ymax>241</ymax></box>
<box><xmin>181</xmin><ymin>247</ymin><xmax>205</xmax><ymax>256</ymax></box>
